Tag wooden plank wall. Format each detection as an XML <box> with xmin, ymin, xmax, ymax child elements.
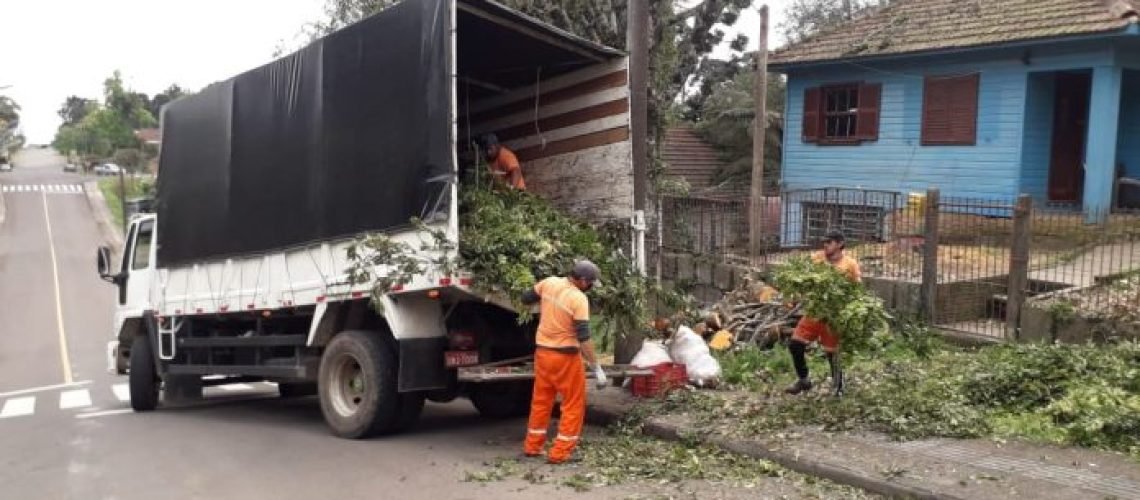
<box><xmin>462</xmin><ymin>58</ymin><xmax>634</xmax><ymax>221</ymax></box>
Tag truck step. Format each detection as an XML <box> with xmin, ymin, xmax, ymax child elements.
<box><xmin>167</xmin><ymin>364</ymin><xmax>308</xmax><ymax>379</ymax></box>
<box><xmin>177</xmin><ymin>335</ymin><xmax>307</xmax><ymax>348</ymax></box>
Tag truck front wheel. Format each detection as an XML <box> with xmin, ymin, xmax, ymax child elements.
<box><xmin>128</xmin><ymin>334</ymin><xmax>160</xmax><ymax>412</ymax></box>
<box><xmin>318</xmin><ymin>330</ymin><xmax>400</xmax><ymax>439</ymax></box>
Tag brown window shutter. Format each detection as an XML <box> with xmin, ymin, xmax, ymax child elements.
<box><xmin>802</xmin><ymin>87</ymin><xmax>821</xmax><ymax>143</ymax></box>
<box><xmin>922</xmin><ymin>74</ymin><xmax>979</xmax><ymax>145</ymax></box>
<box><xmin>956</xmin><ymin>74</ymin><xmax>979</xmax><ymax>144</ymax></box>
<box><xmin>855</xmin><ymin>83</ymin><xmax>881</xmax><ymax>141</ymax></box>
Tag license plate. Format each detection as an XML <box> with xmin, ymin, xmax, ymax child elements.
<box><xmin>444</xmin><ymin>350</ymin><xmax>479</xmax><ymax>368</ymax></box>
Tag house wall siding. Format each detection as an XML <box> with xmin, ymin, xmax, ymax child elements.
<box><xmin>781</xmin><ymin>41</ymin><xmax>1119</xmax><ymax>204</ymax></box>
<box><xmin>1020</xmin><ymin>73</ymin><xmax>1056</xmax><ymax>201</ymax></box>
<box><xmin>1118</xmin><ymin>70</ymin><xmax>1140</xmax><ymax>180</ymax></box>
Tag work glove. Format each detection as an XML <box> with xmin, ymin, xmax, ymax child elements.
<box><xmin>593</xmin><ymin>364</ymin><xmax>608</xmax><ymax>390</ymax></box>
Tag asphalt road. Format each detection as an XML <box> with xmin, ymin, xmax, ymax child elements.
<box><xmin>0</xmin><ymin>149</ymin><xmax>854</xmax><ymax>500</ymax></box>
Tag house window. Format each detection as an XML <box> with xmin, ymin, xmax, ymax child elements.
<box><xmin>802</xmin><ymin>82</ymin><xmax>881</xmax><ymax>144</ymax></box>
<box><xmin>824</xmin><ymin>85</ymin><xmax>860</xmax><ymax>139</ymax></box>
<box><xmin>921</xmin><ymin>73</ymin><xmax>980</xmax><ymax>145</ymax></box>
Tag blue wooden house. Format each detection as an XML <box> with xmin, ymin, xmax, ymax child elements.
<box><xmin>769</xmin><ymin>0</ymin><xmax>1140</xmax><ymax>227</ymax></box>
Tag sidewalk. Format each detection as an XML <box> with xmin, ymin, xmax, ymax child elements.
<box><xmin>82</xmin><ymin>180</ymin><xmax>124</xmax><ymax>251</ymax></box>
<box><xmin>586</xmin><ymin>389</ymin><xmax>1140</xmax><ymax>500</ymax></box>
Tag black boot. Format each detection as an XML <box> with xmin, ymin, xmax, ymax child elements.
<box><xmin>784</xmin><ymin>377</ymin><xmax>814</xmax><ymax>395</ymax></box>
<box><xmin>827</xmin><ymin>352</ymin><xmax>845</xmax><ymax>397</ymax></box>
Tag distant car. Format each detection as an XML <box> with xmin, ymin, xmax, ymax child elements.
<box><xmin>64</xmin><ymin>163</ymin><xmax>78</xmax><ymax>173</ymax></box>
<box><xmin>0</xmin><ymin>163</ymin><xmax>11</xmax><ymax>172</ymax></box>
<box><xmin>93</xmin><ymin>163</ymin><xmax>123</xmax><ymax>176</ymax></box>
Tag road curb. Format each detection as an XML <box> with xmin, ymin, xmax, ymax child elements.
<box><xmin>84</xmin><ymin>180</ymin><xmax>123</xmax><ymax>252</ymax></box>
<box><xmin>586</xmin><ymin>402</ymin><xmax>965</xmax><ymax>500</ymax></box>
<box><xmin>0</xmin><ymin>185</ymin><xmax>6</xmax><ymax>227</ymax></box>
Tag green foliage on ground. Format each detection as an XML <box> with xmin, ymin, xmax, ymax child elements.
<box><xmin>682</xmin><ymin>331</ymin><xmax>1140</xmax><ymax>459</ymax></box>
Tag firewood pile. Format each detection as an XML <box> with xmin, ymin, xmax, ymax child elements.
<box><xmin>706</xmin><ymin>280</ymin><xmax>802</xmax><ymax>349</ymax></box>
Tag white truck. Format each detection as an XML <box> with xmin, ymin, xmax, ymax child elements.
<box><xmin>97</xmin><ymin>0</ymin><xmax>643</xmax><ymax>439</ymax></box>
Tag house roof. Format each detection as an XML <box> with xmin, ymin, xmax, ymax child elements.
<box><xmin>134</xmin><ymin>128</ymin><xmax>161</xmax><ymax>145</ymax></box>
<box><xmin>662</xmin><ymin>127</ymin><xmax>726</xmax><ymax>192</ymax></box>
<box><xmin>771</xmin><ymin>0</ymin><xmax>1140</xmax><ymax>67</ymax></box>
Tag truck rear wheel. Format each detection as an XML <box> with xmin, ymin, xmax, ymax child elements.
<box><xmin>318</xmin><ymin>330</ymin><xmax>400</xmax><ymax>439</ymax></box>
<box><xmin>128</xmin><ymin>335</ymin><xmax>160</xmax><ymax>412</ymax></box>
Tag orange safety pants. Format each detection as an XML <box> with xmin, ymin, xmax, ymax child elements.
<box><xmin>792</xmin><ymin>316</ymin><xmax>839</xmax><ymax>353</ymax></box>
<box><xmin>523</xmin><ymin>348</ymin><xmax>586</xmax><ymax>463</ymax></box>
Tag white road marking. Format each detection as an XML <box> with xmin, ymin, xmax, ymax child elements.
<box><xmin>112</xmin><ymin>384</ymin><xmax>130</xmax><ymax>402</ymax></box>
<box><xmin>59</xmin><ymin>389</ymin><xmax>93</xmax><ymax>409</ymax></box>
<box><xmin>76</xmin><ymin>409</ymin><xmax>133</xmax><ymax>419</ymax></box>
<box><xmin>43</xmin><ymin>191</ymin><xmax>74</xmax><ymax>384</ymax></box>
<box><xmin>0</xmin><ymin>397</ymin><xmax>36</xmax><ymax>418</ymax></box>
<box><xmin>218</xmin><ymin>383</ymin><xmax>254</xmax><ymax>392</ymax></box>
<box><xmin>0</xmin><ymin>380</ymin><xmax>92</xmax><ymax>399</ymax></box>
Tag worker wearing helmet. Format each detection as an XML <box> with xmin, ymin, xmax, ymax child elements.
<box><xmin>480</xmin><ymin>133</ymin><xmax>526</xmax><ymax>191</ymax></box>
<box><xmin>520</xmin><ymin>260</ymin><xmax>605</xmax><ymax>464</ymax></box>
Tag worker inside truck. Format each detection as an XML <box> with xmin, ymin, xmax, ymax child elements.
<box><xmin>479</xmin><ymin>133</ymin><xmax>526</xmax><ymax>191</ymax></box>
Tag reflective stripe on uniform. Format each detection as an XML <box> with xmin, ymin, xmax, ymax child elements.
<box><xmin>528</xmin><ymin>428</ymin><xmax>548</xmax><ymax>435</ymax></box>
<box><xmin>555</xmin><ymin>434</ymin><xmax>578</xmax><ymax>442</ymax></box>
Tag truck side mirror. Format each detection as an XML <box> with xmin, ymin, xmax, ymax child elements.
<box><xmin>97</xmin><ymin>246</ymin><xmax>121</xmax><ymax>284</ymax></box>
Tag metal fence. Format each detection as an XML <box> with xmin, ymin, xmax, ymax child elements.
<box><xmin>654</xmin><ymin>187</ymin><xmax>1140</xmax><ymax>342</ymax></box>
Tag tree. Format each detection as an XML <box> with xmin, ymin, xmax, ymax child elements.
<box><xmin>148</xmin><ymin>84</ymin><xmax>187</xmax><ymax>121</ymax></box>
<box><xmin>103</xmin><ymin>71</ymin><xmax>157</xmax><ymax>130</ymax></box>
<box><xmin>779</xmin><ymin>0</ymin><xmax>887</xmax><ymax>43</ymax></box>
<box><xmin>694</xmin><ymin>67</ymin><xmax>784</xmax><ymax>192</ymax></box>
<box><xmin>0</xmin><ymin>96</ymin><xmax>22</xmax><ymax>157</ymax></box>
<box><xmin>53</xmin><ymin>71</ymin><xmax>161</xmax><ymax>159</ymax></box>
<box><xmin>57</xmin><ymin>96</ymin><xmax>98</xmax><ymax>126</ymax></box>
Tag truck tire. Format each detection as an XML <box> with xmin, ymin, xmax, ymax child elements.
<box><xmin>318</xmin><ymin>330</ymin><xmax>400</xmax><ymax>439</ymax></box>
<box><xmin>129</xmin><ymin>335</ymin><xmax>160</xmax><ymax>412</ymax></box>
<box><xmin>470</xmin><ymin>381</ymin><xmax>533</xmax><ymax>419</ymax></box>
<box><xmin>278</xmin><ymin>382</ymin><xmax>318</xmax><ymax>398</ymax></box>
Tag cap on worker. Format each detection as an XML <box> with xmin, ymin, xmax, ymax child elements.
<box><xmin>571</xmin><ymin>259</ymin><xmax>601</xmax><ymax>286</ymax></box>
<box><xmin>480</xmin><ymin>133</ymin><xmax>499</xmax><ymax>148</ymax></box>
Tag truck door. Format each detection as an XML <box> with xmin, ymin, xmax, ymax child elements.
<box><xmin>121</xmin><ymin>218</ymin><xmax>156</xmax><ymax>307</ymax></box>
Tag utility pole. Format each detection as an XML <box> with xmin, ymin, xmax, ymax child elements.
<box><xmin>749</xmin><ymin>5</ymin><xmax>770</xmax><ymax>260</ymax></box>
<box><xmin>620</xmin><ymin>0</ymin><xmax>650</xmax><ymax>367</ymax></box>
<box><xmin>629</xmin><ymin>0</ymin><xmax>649</xmax><ymax>215</ymax></box>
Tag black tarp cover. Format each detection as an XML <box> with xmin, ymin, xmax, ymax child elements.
<box><xmin>157</xmin><ymin>0</ymin><xmax>451</xmax><ymax>266</ymax></box>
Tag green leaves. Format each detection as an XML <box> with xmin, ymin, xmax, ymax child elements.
<box><xmin>771</xmin><ymin>256</ymin><xmax>891</xmax><ymax>352</ymax></box>
<box><xmin>346</xmin><ymin>183</ymin><xmax>685</xmax><ymax>351</ymax></box>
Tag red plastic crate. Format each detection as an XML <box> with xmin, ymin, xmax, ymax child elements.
<box><xmin>630</xmin><ymin>363</ymin><xmax>688</xmax><ymax>398</ymax></box>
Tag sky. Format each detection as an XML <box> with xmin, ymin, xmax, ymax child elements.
<box><xmin>3</xmin><ymin>0</ymin><xmax>789</xmax><ymax>144</ymax></box>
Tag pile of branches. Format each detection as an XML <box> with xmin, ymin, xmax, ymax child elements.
<box><xmin>771</xmin><ymin>256</ymin><xmax>891</xmax><ymax>352</ymax></box>
<box><xmin>346</xmin><ymin>183</ymin><xmax>689</xmax><ymax>350</ymax></box>
<box><xmin>707</xmin><ymin>282</ymin><xmax>800</xmax><ymax>349</ymax></box>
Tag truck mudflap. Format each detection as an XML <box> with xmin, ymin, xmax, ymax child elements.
<box><xmin>457</xmin><ymin>363</ymin><xmax>652</xmax><ymax>383</ymax></box>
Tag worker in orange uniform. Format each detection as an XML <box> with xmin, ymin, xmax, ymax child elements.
<box><xmin>785</xmin><ymin>231</ymin><xmax>861</xmax><ymax>397</ymax></box>
<box><xmin>480</xmin><ymin>133</ymin><xmax>526</xmax><ymax>190</ymax></box>
<box><xmin>520</xmin><ymin>260</ymin><xmax>606</xmax><ymax>464</ymax></box>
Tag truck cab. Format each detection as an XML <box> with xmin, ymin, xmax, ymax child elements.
<box><xmin>99</xmin><ymin>214</ymin><xmax>157</xmax><ymax>375</ymax></box>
